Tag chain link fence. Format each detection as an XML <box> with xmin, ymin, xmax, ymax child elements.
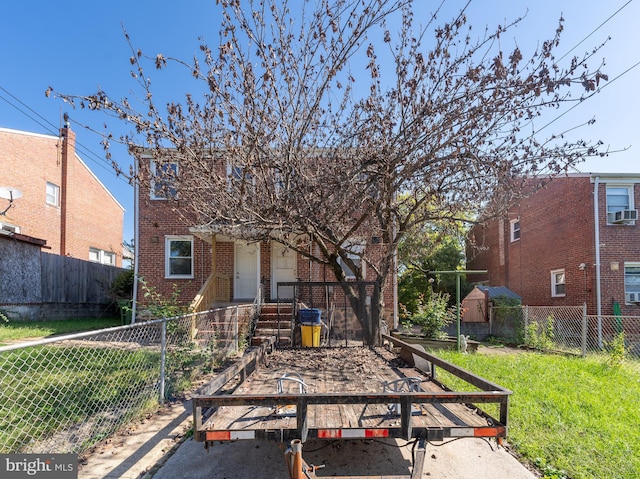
<box><xmin>0</xmin><ymin>305</ymin><xmax>254</xmax><ymax>455</ymax></box>
<box><xmin>522</xmin><ymin>305</ymin><xmax>640</xmax><ymax>371</ymax></box>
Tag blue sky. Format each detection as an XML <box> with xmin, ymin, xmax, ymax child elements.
<box><xmin>1</xmin><ymin>1</ymin><xmax>639</xmax><ymax>242</ymax></box>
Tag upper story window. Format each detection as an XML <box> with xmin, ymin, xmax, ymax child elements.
<box><xmin>150</xmin><ymin>161</ymin><xmax>178</xmax><ymax>200</ymax></box>
<box><xmin>89</xmin><ymin>247</ymin><xmax>116</xmax><ymax>265</ymax></box>
<box><xmin>165</xmin><ymin>235</ymin><xmax>194</xmax><ymax>279</ymax></box>
<box><xmin>551</xmin><ymin>269</ymin><xmax>566</xmax><ymax>298</ymax></box>
<box><xmin>337</xmin><ymin>240</ymin><xmax>366</xmax><ymax>280</ymax></box>
<box><xmin>46</xmin><ymin>182</ymin><xmax>60</xmax><ymax>207</ymax></box>
<box><xmin>227</xmin><ymin>163</ymin><xmax>255</xmax><ymax>191</ymax></box>
<box><xmin>510</xmin><ymin>218</ymin><xmax>521</xmax><ymax>242</ymax></box>
<box><xmin>624</xmin><ymin>263</ymin><xmax>640</xmax><ymax>303</ymax></box>
<box><xmin>606</xmin><ymin>185</ymin><xmax>636</xmax><ymax>224</ymax></box>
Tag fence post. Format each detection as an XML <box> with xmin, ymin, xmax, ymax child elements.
<box><xmin>235</xmin><ymin>306</ymin><xmax>240</xmax><ymax>353</ymax></box>
<box><xmin>234</xmin><ymin>306</ymin><xmax>239</xmax><ymax>353</ymax></box>
<box><xmin>489</xmin><ymin>306</ymin><xmax>493</xmax><ymax>336</ymax></box>
<box><xmin>582</xmin><ymin>303</ymin><xmax>588</xmax><ymax>357</ymax></box>
<box><xmin>159</xmin><ymin>320</ymin><xmax>167</xmax><ymax>403</ymax></box>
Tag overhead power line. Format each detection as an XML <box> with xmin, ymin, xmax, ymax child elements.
<box><xmin>0</xmin><ymin>85</ymin><xmax>130</xmax><ymax>185</ymax></box>
<box><xmin>557</xmin><ymin>0</ymin><xmax>634</xmax><ymax>63</ymax></box>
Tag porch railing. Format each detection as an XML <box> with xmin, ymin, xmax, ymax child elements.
<box><xmin>191</xmin><ymin>272</ymin><xmax>231</xmax><ymax>313</ymax></box>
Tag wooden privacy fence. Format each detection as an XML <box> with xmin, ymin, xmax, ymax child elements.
<box><xmin>1</xmin><ymin>252</ymin><xmax>127</xmax><ymax>320</ymax></box>
<box><xmin>40</xmin><ymin>252</ymin><xmax>125</xmax><ymax>304</ymax></box>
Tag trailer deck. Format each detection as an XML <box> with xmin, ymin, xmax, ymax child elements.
<box><xmin>193</xmin><ymin>335</ymin><xmax>510</xmax><ymax>447</ymax></box>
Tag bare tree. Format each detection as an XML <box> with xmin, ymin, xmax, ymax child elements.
<box><xmin>49</xmin><ymin>0</ymin><xmax>607</xmax><ymax>344</ymax></box>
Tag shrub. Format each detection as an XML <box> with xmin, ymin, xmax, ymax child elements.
<box><xmin>524</xmin><ymin>316</ymin><xmax>555</xmax><ymax>351</ymax></box>
<box><xmin>109</xmin><ymin>270</ymin><xmax>135</xmax><ymax>300</ymax></box>
<box><xmin>606</xmin><ymin>331</ymin><xmax>628</xmax><ymax>367</ymax></box>
<box><xmin>404</xmin><ymin>292</ymin><xmax>455</xmax><ymax>339</ymax></box>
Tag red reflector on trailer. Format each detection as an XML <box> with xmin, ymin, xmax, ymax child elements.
<box><xmin>365</xmin><ymin>429</ymin><xmax>389</xmax><ymax>438</ymax></box>
<box><xmin>318</xmin><ymin>429</ymin><xmax>342</xmax><ymax>439</ymax></box>
<box><xmin>474</xmin><ymin>427</ymin><xmax>500</xmax><ymax>437</ymax></box>
<box><xmin>206</xmin><ymin>431</ymin><xmax>231</xmax><ymax>441</ymax></box>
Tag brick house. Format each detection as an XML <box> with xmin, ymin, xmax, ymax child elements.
<box><xmin>467</xmin><ymin>173</ymin><xmax>640</xmax><ymax>316</ymax></box>
<box><xmin>0</xmin><ymin>126</ymin><xmax>125</xmax><ymax>266</ymax></box>
<box><xmin>135</xmin><ymin>155</ymin><xmax>397</xmax><ymax>329</ymax></box>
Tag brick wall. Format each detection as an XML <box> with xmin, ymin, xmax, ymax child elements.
<box><xmin>137</xmin><ymin>158</ymin><xmax>396</xmax><ymax>323</ymax></box>
<box><xmin>137</xmin><ymin>193</ymin><xmax>211</xmax><ymax>304</ymax></box>
<box><xmin>0</xmin><ymin>127</ymin><xmax>124</xmax><ymax>266</ymax></box>
<box><xmin>468</xmin><ymin>175</ymin><xmax>640</xmax><ymax>315</ymax></box>
<box><xmin>597</xmin><ymin>182</ymin><xmax>640</xmax><ymax>316</ymax></box>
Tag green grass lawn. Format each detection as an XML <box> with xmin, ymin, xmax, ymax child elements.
<box><xmin>0</xmin><ymin>318</ymin><xmax>121</xmax><ymax>346</ymax></box>
<box><xmin>0</xmin><ymin>345</ymin><xmax>160</xmax><ymax>452</ymax></box>
<box><xmin>436</xmin><ymin>349</ymin><xmax>640</xmax><ymax>479</ymax></box>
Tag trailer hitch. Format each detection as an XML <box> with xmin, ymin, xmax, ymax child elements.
<box><xmin>285</xmin><ymin>439</ymin><xmax>325</xmax><ymax>479</ymax></box>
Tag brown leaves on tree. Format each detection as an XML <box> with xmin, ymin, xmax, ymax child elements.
<box><xmin>46</xmin><ymin>0</ymin><xmax>608</xmax><ymax>318</ymax></box>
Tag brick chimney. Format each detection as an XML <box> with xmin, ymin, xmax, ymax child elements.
<box><xmin>59</xmin><ymin>122</ymin><xmax>76</xmax><ymax>257</ymax></box>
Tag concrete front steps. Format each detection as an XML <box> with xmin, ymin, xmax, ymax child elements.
<box><xmin>252</xmin><ymin>302</ymin><xmax>294</xmax><ymax>347</ymax></box>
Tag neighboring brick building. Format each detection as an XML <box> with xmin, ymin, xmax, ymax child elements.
<box><xmin>136</xmin><ymin>155</ymin><xmax>397</xmax><ymax>326</ymax></box>
<box><xmin>0</xmin><ymin>126</ymin><xmax>125</xmax><ymax>266</ymax></box>
<box><xmin>467</xmin><ymin>173</ymin><xmax>640</xmax><ymax>316</ymax></box>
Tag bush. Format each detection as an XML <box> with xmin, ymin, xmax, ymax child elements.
<box><xmin>109</xmin><ymin>270</ymin><xmax>135</xmax><ymax>300</ymax></box>
<box><xmin>524</xmin><ymin>316</ymin><xmax>555</xmax><ymax>351</ymax></box>
<box><xmin>606</xmin><ymin>331</ymin><xmax>628</xmax><ymax>367</ymax></box>
<box><xmin>404</xmin><ymin>292</ymin><xmax>455</xmax><ymax>339</ymax></box>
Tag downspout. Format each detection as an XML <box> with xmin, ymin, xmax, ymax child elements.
<box><xmin>131</xmin><ymin>157</ymin><xmax>140</xmax><ymax>323</ymax></box>
<box><xmin>593</xmin><ymin>175</ymin><xmax>602</xmax><ymax>347</ymax></box>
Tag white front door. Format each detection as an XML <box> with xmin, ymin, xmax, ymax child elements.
<box><xmin>234</xmin><ymin>242</ymin><xmax>259</xmax><ymax>300</ymax></box>
<box><xmin>271</xmin><ymin>242</ymin><xmax>297</xmax><ymax>300</ymax></box>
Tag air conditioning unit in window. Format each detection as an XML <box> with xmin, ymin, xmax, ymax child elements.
<box><xmin>627</xmin><ymin>292</ymin><xmax>640</xmax><ymax>303</ymax></box>
<box><xmin>611</xmin><ymin>209</ymin><xmax>638</xmax><ymax>224</ymax></box>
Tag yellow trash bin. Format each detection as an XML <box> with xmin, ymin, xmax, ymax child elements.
<box><xmin>301</xmin><ymin>324</ymin><xmax>321</xmax><ymax>347</ymax></box>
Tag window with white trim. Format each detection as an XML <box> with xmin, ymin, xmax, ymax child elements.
<box><xmin>0</xmin><ymin>221</ymin><xmax>20</xmax><ymax>233</ymax></box>
<box><xmin>606</xmin><ymin>185</ymin><xmax>634</xmax><ymax>224</ymax></box>
<box><xmin>165</xmin><ymin>236</ymin><xmax>194</xmax><ymax>278</ymax></box>
<box><xmin>150</xmin><ymin>161</ymin><xmax>178</xmax><ymax>199</ymax></box>
<box><xmin>624</xmin><ymin>263</ymin><xmax>640</xmax><ymax>303</ymax></box>
<box><xmin>226</xmin><ymin>163</ymin><xmax>255</xmax><ymax>191</ymax></box>
<box><xmin>551</xmin><ymin>269</ymin><xmax>566</xmax><ymax>297</ymax></box>
<box><xmin>46</xmin><ymin>182</ymin><xmax>60</xmax><ymax>207</ymax></box>
<box><xmin>89</xmin><ymin>247</ymin><xmax>116</xmax><ymax>265</ymax></box>
<box><xmin>337</xmin><ymin>240</ymin><xmax>366</xmax><ymax>280</ymax></box>
<box><xmin>510</xmin><ymin>218</ymin><xmax>521</xmax><ymax>242</ymax></box>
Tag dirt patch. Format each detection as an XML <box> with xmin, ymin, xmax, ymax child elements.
<box><xmin>476</xmin><ymin>345</ymin><xmax>529</xmax><ymax>355</ymax></box>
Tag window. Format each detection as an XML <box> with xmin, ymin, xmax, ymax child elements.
<box><xmin>89</xmin><ymin>248</ymin><xmax>116</xmax><ymax>265</ymax></box>
<box><xmin>606</xmin><ymin>185</ymin><xmax>634</xmax><ymax>223</ymax></box>
<box><xmin>227</xmin><ymin>163</ymin><xmax>255</xmax><ymax>191</ymax></box>
<box><xmin>165</xmin><ymin>236</ymin><xmax>193</xmax><ymax>278</ymax></box>
<box><xmin>510</xmin><ymin>218</ymin><xmax>521</xmax><ymax>242</ymax></box>
<box><xmin>337</xmin><ymin>240</ymin><xmax>366</xmax><ymax>280</ymax></box>
<box><xmin>624</xmin><ymin>263</ymin><xmax>640</xmax><ymax>303</ymax></box>
<box><xmin>150</xmin><ymin>161</ymin><xmax>178</xmax><ymax>199</ymax></box>
<box><xmin>46</xmin><ymin>182</ymin><xmax>60</xmax><ymax>206</ymax></box>
<box><xmin>551</xmin><ymin>269</ymin><xmax>566</xmax><ymax>297</ymax></box>
<box><xmin>0</xmin><ymin>221</ymin><xmax>20</xmax><ymax>233</ymax></box>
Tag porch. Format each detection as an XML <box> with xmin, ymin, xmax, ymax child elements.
<box><xmin>190</xmin><ymin>273</ymin><xmax>383</xmax><ymax>348</ymax></box>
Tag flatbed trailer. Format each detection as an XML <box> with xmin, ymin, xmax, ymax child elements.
<box><xmin>193</xmin><ymin>334</ymin><xmax>511</xmax><ymax>478</ymax></box>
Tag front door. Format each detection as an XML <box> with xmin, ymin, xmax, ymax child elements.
<box><xmin>271</xmin><ymin>242</ymin><xmax>297</xmax><ymax>300</ymax></box>
<box><xmin>234</xmin><ymin>242</ymin><xmax>259</xmax><ymax>300</ymax></box>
